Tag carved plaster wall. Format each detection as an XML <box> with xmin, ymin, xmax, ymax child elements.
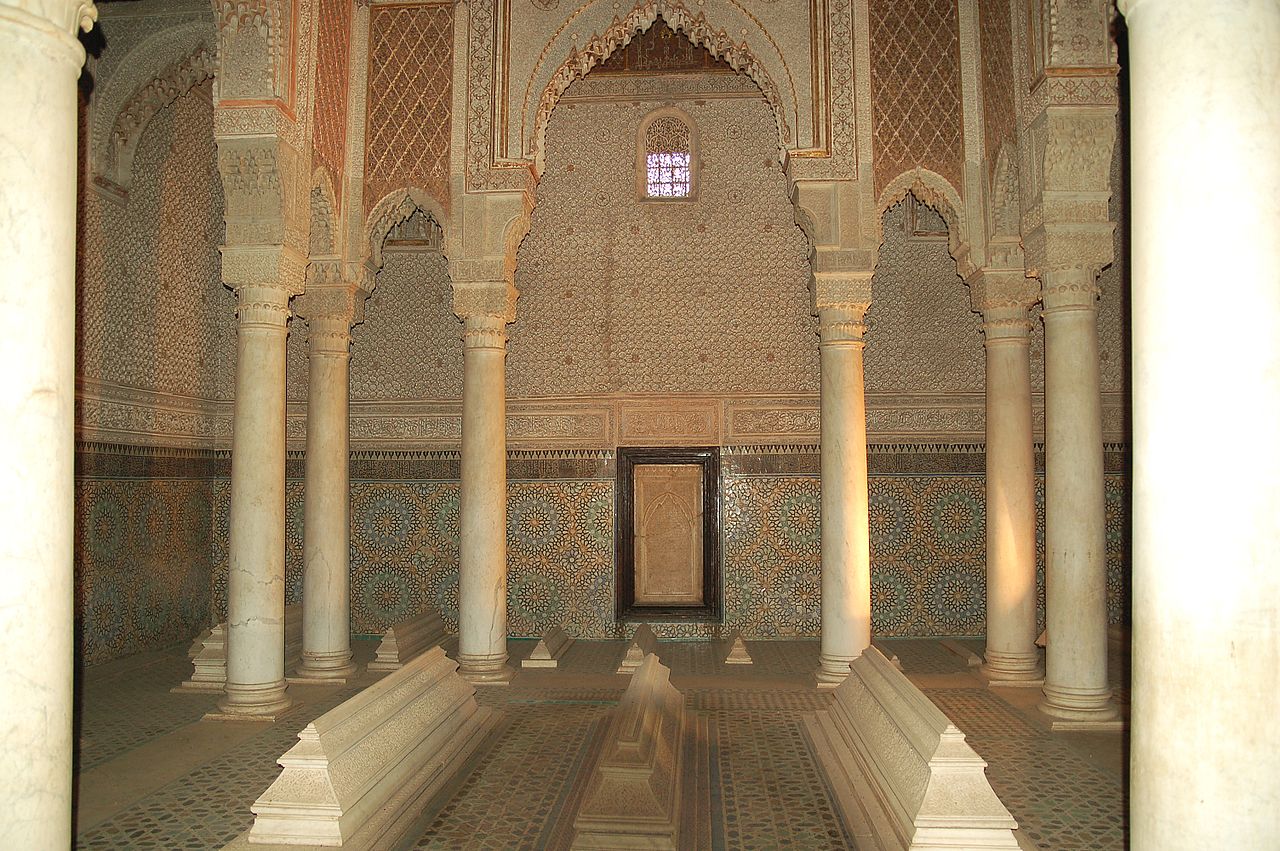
<box><xmin>363</xmin><ymin>4</ymin><xmax>453</xmax><ymax>215</ymax></box>
<box><xmin>512</xmin><ymin>71</ymin><xmax>816</xmax><ymax>397</ymax></box>
<box><xmin>77</xmin><ymin>81</ymin><xmax>235</xmax><ymax>403</ymax></box>
<box><xmin>311</xmin><ymin>0</ymin><xmax>353</xmax><ymax>203</ymax></box>
<box><xmin>868</xmin><ymin>0</ymin><xmax>965</xmax><ymax>198</ymax></box>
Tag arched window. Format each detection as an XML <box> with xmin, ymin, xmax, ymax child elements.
<box><xmin>637</xmin><ymin>109</ymin><xmax>698</xmax><ymax>200</ymax></box>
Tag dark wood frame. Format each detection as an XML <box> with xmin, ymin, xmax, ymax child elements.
<box><xmin>615</xmin><ymin>446</ymin><xmax>721</xmax><ymax>623</ymax></box>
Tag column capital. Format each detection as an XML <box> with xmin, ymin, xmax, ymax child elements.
<box><xmin>817</xmin><ymin>303</ymin><xmax>869</xmax><ymax>345</ymax></box>
<box><xmin>0</xmin><ymin>0</ymin><xmax>97</xmax><ymax>38</ymax></box>
<box><xmin>234</xmin><ymin>282</ymin><xmax>292</xmax><ymax>329</ymax></box>
<box><xmin>966</xmin><ymin>266</ymin><xmax>1039</xmax><ymax>314</ymax></box>
<box><xmin>1041</xmin><ymin>265</ymin><xmax>1102</xmax><ymax>313</ymax></box>
<box><xmin>294</xmin><ymin>280</ymin><xmax>367</xmax><ymax>356</ymax></box>
<box><xmin>460</xmin><ymin>312</ymin><xmax>508</xmax><ymax>350</ymax></box>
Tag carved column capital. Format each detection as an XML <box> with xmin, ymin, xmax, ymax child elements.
<box><xmin>811</xmin><ymin>268</ymin><xmax>874</xmax><ymax>317</ymax></box>
<box><xmin>461</xmin><ymin>312</ymin><xmax>508</xmax><ymax>351</ymax></box>
<box><xmin>817</xmin><ymin>303</ymin><xmax>870</xmax><ymax>346</ymax></box>
<box><xmin>294</xmin><ymin>274</ymin><xmax>367</xmax><ymax>356</ymax></box>
<box><xmin>1041</xmin><ymin>266</ymin><xmax>1102</xmax><ymax>314</ymax></box>
<box><xmin>221</xmin><ymin>243</ymin><xmax>307</xmax><ymax>296</ymax></box>
<box><xmin>235</xmin><ymin>282</ymin><xmax>292</xmax><ymax>329</ymax></box>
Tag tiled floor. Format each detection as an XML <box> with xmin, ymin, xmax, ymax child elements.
<box><xmin>73</xmin><ymin>636</ymin><xmax>1128</xmax><ymax>850</ymax></box>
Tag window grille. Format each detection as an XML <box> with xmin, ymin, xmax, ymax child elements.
<box><xmin>644</xmin><ymin>115</ymin><xmax>692</xmax><ymax>198</ymax></box>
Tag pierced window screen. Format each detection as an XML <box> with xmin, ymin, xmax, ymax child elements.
<box><xmin>645</xmin><ymin>116</ymin><xmax>692</xmax><ymax>197</ymax></box>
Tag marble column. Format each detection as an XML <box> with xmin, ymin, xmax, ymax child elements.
<box><xmin>0</xmin><ymin>0</ymin><xmax>95</xmax><ymax>843</ymax></box>
<box><xmin>218</xmin><ymin>283</ymin><xmax>293</xmax><ymax>716</ymax></box>
<box><xmin>815</xmin><ymin>303</ymin><xmax>873</xmax><ymax>687</ymax></box>
<box><xmin>978</xmin><ymin>296</ymin><xmax>1042</xmax><ymax>684</ymax></box>
<box><xmin>1120</xmin><ymin>0</ymin><xmax>1280</xmax><ymax>845</ymax></box>
<box><xmin>456</xmin><ymin>313</ymin><xmax>513</xmax><ymax>685</ymax></box>
<box><xmin>1038</xmin><ymin>269</ymin><xmax>1116</xmax><ymax>722</ymax></box>
<box><xmin>295</xmin><ymin>305</ymin><xmax>357</xmax><ymax>681</ymax></box>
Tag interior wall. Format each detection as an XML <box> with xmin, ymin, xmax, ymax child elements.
<box><xmin>510</xmin><ymin>72</ymin><xmax>816</xmax><ymax>397</ymax></box>
<box><xmin>74</xmin><ymin>19</ymin><xmax>1132</xmax><ymax>663</ymax></box>
<box><xmin>76</xmin><ymin>71</ymin><xmax>229</xmax><ymax>664</ymax></box>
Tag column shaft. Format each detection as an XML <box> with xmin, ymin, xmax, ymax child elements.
<box><xmin>981</xmin><ymin>306</ymin><xmax>1042</xmax><ymax>682</ymax></box>
<box><xmin>1122</xmin><ymin>0</ymin><xmax>1280</xmax><ymax>845</ymax></box>
<box><xmin>456</xmin><ymin>314</ymin><xmax>512</xmax><ymax>684</ymax></box>
<box><xmin>1039</xmin><ymin>270</ymin><xmax>1115</xmax><ymax>720</ymax></box>
<box><xmin>298</xmin><ymin>316</ymin><xmax>355</xmax><ymax>679</ymax></box>
<box><xmin>816</xmin><ymin>305</ymin><xmax>872</xmax><ymax>686</ymax></box>
<box><xmin>0</xmin><ymin>6</ymin><xmax>91</xmax><ymax>844</ymax></box>
<box><xmin>219</xmin><ymin>286</ymin><xmax>293</xmax><ymax>715</ymax></box>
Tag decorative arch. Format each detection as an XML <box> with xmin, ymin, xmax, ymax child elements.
<box><xmin>309</xmin><ymin>167</ymin><xmax>339</xmax><ymax>256</ymax></box>
<box><xmin>875</xmin><ymin>167</ymin><xmax>970</xmax><ymax>274</ymax></box>
<box><xmin>525</xmin><ymin>1</ymin><xmax>798</xmax><ymax>177</ymax></box>
<box><xmin>363</xmin><ymin>187</ymin><xmax>451</xmax><ymax>270</ymax></box>
<box><xmin>89</xmin><ymin>19</ymin><xmax>216</xmax><ymax>202</ymax></box>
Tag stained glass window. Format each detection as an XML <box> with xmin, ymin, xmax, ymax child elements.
<box><xmin>644</xmin><ymin>115</ymin><xmax>692</xmax><ymax>198</ymax></box>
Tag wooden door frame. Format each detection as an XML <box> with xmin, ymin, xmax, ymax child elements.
<box><xmin>615</xmin><ymin>446</ymin><xmax>722</xmax><ymax>622</ymax></box>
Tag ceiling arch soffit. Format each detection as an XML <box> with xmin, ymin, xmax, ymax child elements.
<box><xmin>89</xmin><ymin>19</ymin><xmax>217</xmax><ymax>203</ymax></box>
<box><xmin>523</xmin><ymin>0</ymin><xmax>801</xmax><ymax>178</ymax></box>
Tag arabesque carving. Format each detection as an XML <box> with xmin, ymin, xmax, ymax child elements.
<box><xmin>98</xmin><ymin>46</ymin><xmax>215</xmax><ymax>199</ymax></box>
<box><xmin>527</xmin><ymin>2</ymin><xmax>793</xmax><ymax>176</ymax></box>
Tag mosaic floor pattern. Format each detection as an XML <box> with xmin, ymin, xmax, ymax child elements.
<box><xmin>74</xmin><ymin>636</ymin><xmax>1128</xmax><ymax>850</ymax></box>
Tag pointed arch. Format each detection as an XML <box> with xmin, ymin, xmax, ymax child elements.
<box><xmin>875</xmin><ymin>167</ymin><xmax>969</xmax><ymax>274</ymax></box>
<box><xmin>363</xmin><ymin>187</ymin><xmax>451</xmax><ymax>270</ymax></box>
<box><xmin>89</xmin><ymin>20</ymin><xmax>217</xmax><ymax>202</ymax></box>
<box><xmin>524</xmin><ymin>1</ymin><xmax>799</xmax><ymax>177</ymax></box>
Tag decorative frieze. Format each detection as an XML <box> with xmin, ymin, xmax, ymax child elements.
<box><xmin>75</xmin><ymin>385</ymin><xmax>1135</xmax><ymax>449</ymax></box>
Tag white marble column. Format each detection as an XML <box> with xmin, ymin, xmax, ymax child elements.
<box><xmin>979</xmin><ymin>298</ymin><xmax>1042</xmax><ymax>684</ymax></box>
<box><xmin>815</xmin><ymin>303</ymin><xmax>873</xmax><ymax>687</ymax></box>
<box><xmin>296</xmin><ymin>307</ymin><xmax>357</xmax><ymax>681</ymax></box>
<box><xmin>217</xmin><ymin>283</ymin><xmax>293</xmax><ymax>716</ymax></box>
<box><xmin>0</xmin><ymin>0</ymin><xmax>95</xmax><ymax>843</ymax></box>
<box><xmin>1121</xmin><ymin>0</ymin><xmax>1280</xmax><ymax>845</ymax></box>
<box><xmin>1038</xmin><ymin>269</ymin><xmax>1116</xmax><ymax>723</ymax></box>
<box><xmin>456</xmin><ymin>313</ymin><xmax>513</xmax><ymax>685</ymax></box>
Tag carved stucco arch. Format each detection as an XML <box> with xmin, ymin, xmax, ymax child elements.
<box><xmin>875</xmin><ymin>167</ymin><xmax>971</xmax><ymax>278</ymax></box>
<box><xmin>363</xmin><ymin>187</ymin><xmax>451</xmax><ymax>270</ymax></box>
<box><xmin>525</xmin><ymin>0</ymin><xmax>799</xmax><ymax>178</ymax></box>
<box><xmin>89</xmin><ymin>19</ymin><xmax>217</xmax><ymax>199</ymax></box>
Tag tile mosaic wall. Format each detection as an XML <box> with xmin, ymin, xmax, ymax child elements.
<box><xmin>78</xmin><ymin>446</ymin><xmax>1130</xmax><ymax>664</ymax></box>
<box><xmin>76</xmin><ymin>450</ymin><xmax>218</xmax><ymax>665</ymax></box>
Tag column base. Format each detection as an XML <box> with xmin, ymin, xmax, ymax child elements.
<box><xmin>209</xmin><ymin>680</ymin><xmax>293</xmax><ymax>720</ymax></box>
<box><xmin>1039</xmin><ymin>682</ymin><xmax>1119</xmax><ymax>724</ymax></box>
<box><xmin>814</xmin><ymin>654</ymin><xmax>854</xmax><ymax>689</ymax></box>
<box><xmin>457</xmin><ymin>654</ymin><xmax>514</xmax><ymax>687</ymax></box>
<box><xmin>981</xmin><ymin>648</ymin><xmax>1044</xmax><ymax>687</ymax></box>
<box><xmin>290</xmin><ymin>650</ymin><xmax>357</xmax><ymax>684</ymax></box>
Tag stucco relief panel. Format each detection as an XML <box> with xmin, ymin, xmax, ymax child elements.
<box><xmin>311</xmin><ymin>0</ymin><xmax>353</xmax><ymax>198</ymax></box>
<box><xmin>867</xmin><ymin>0</ymin><xmax>965</xmax><ymax>197</ymax></box>
<box><xmin>364</xmin><ymin>4</ymin><xmax>453</xmax><ymax>214</ymax></box>
<box><xmin>511</xmin><ymin>78</ymin><xmax>816</xmax><ymax>398</ymax></box>
<box><xmin>77</xmin><ymin>83</ymin><xmax>237</xmax><ymax>404</ymax></box>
